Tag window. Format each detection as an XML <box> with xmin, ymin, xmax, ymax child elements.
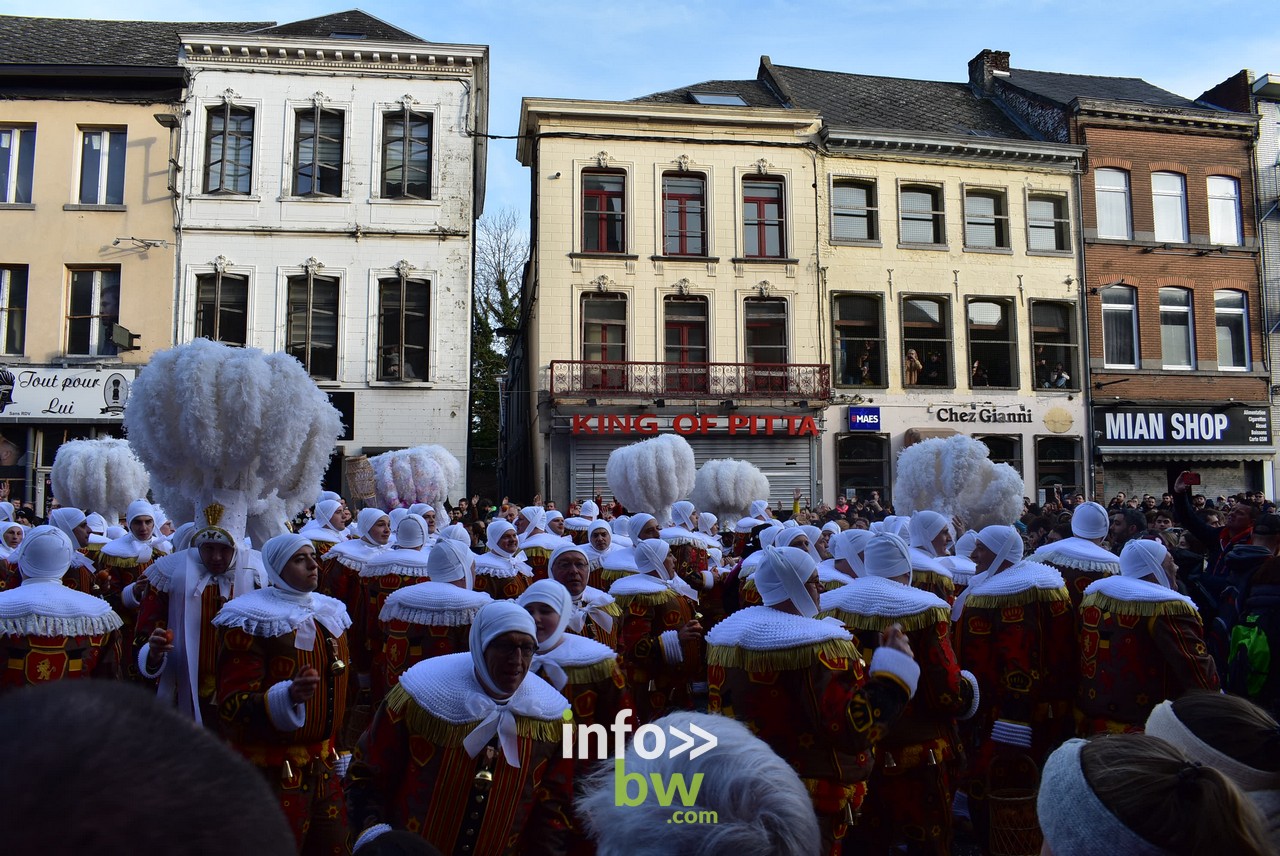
<box><xmin>743</xmin><ymin>178</ymin><xmax>785</xmax><ymax>258</ymax></box>
<box><xmin>1208</xmin><ymin>177</ymin><xmax>1243</xmax><ymax>246</ymax></box>
<box><xmin>381</xmin><ymin>108</ymin><xmax>431</xmax><ymax>199</ymax></box>
<box><xmin>899</xmin><ymin>184</ymin><xmax>945</xmax><ymax>245</ymax></box>
<box><xmin>286</xmin><ymin>271</ymin><xmax>340</xmax><ymax>380</ymax></box>
<box><xmin>67</xmin><ymin>268</ymin><xmax>119</xmax><ymax>357</ymax></box>
<box><xmin>204</xmin><ymin>103</ymin><xmax>254</xmax><ymax>194</ymax></box>
<box><xmin>1159</xmin><ymin>287</ymin><xmax>1194</xmax><ymax>370</ymax></box>
<box><xmin>690</xmin><ymin>92</ymin><xmax>747</xmax><ymax>106</ymax></box>
<box><xmin>377</xmin><ymin>275</ymin><xmax>430</xmax><ymax>380</ymax></box>
<box><xmin>582</xmin><ymin>170</ymin><xmax>626</xmax><ymax>253</ymax></box>
<box><xmin>831</xmin><ymin>178</ymin><xmax>877</xmax><ymax>242</ymax></box>
<box><xmin>977</xmin><ymin>435</ymin><xmax>1023</xmax><ymax>476</ymax></box>
<box><xmin>1215</xmin><ymin>290</ymin><xmax>1250</xmax><ymax>371</ymax></box>
<box><xmin>1151</xmin><ymin>172</ymin><xmax>1188</xmax><ymax>243</ymax></box>
<box><xmin>902</xmin><ymin>296</ymin><xmax>951</xmax><ymax>387</ymax></box>
<box><xmin>582</xmin><ymin>293</ymin><xmax>627</xmax><ymax>390</ymax></box>
<box><xmin>0</xmin><ymin>127</ymin><xmax>35</xmax><ymax>204</ymax></box>
<box><xmin>78</xmin><ymin>129</ymin><xmax>126</xmax><ymax>206</ymax></box>
<box><xmin>195</xmin><ymin>271</ymin><xmax>249</xmax><ymax>346</ymax></box>
<box><xmin>744</xmin><ymin>297</ymin><xmax>788</xmax><ymax>392</ymax></box>
<box><xmin>837</xmin><ymin>434</ymin><xmax>890</xmax><ymax>506</ymax></box>
<box><xmin>1094</xmin><ymin>169</ymin><xmax>1132</xmax><ymax>239</ymax></box>
<box><xmin>1027</xmin><ymin>193</ymin><xmax>1070</xmax><ymax>252</ymax></box>
<box><xmin>1031</xmin><ymin>301</ymin><xmax>1078</xmax><ymax>390</ymax></box>
<box><xmin>663</xmin><ymin>296</ymin><xmax>708</xmax><ymax>393</ymax></box>
<box><xmin>662</xmin><ymin>173</ymin><xmax>706</xmax><ymax>256</ymax></box>
<box><xmin>293</xmin><ymin>105</ymin><xmax>344</xmax><ymax>197</ymax></box>
<box><xmin>0</xmin><ymin>266</ymin><xmax>27</xmax><ymax>355</ymax></box>
<box><xmin>832</xmin><ymin>294</ymin><xmax>885</xmax><ymax>387</ymax></box>
<box><xmin>964</xmin><ymin>188</ymin><xmax>1009</xmax><ymax>249</ymax></box>
<box><xmin>967</xmin><ymin>299</ymin><xmax>1016</xmax><ymax>387</ymax></box>
<box><xmin>1101</xmin><ymin>285</ymin><xmax>1139</xmax><ymax>369</ymax></box>
<box><xmin>1036</xmin><ymin>437</ymin><xmax>1083</xmax><ymax>498</ymax></box>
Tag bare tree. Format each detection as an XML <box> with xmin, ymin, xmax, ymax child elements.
<box><xmin>469</xmin><ymin>208</ymin><xmax>529</xmax><ymax>497</ymax></box>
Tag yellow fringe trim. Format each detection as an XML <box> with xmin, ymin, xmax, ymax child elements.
<box><xmin>820</xmin><ymin>606</ymin><xmax>951</xmax><ymax>633</ymax></box>
<box><xmin>707</xmin><ymin>638</ymin><xmax>859</xmax><ymax>671</ymax></box>
<box><xmin>612</xmin><ymin>591</ymin><xmax>676</xmax><ymax>608</ymax></box>
<box><xmin>385</xmin><ymin>685</ymin><xmax>563</xmax><ymax>745</ymax></box>
<box><xmin>1081</xmin><ymin>593</ymin><xmax>1199</xmax><ymax>619</ymax></box>
<box><xmin>561</xmin><ymin>659</ymin><xmax>618</xmax><ymax>685</ymax></box>
<box><xmin>964</xmin><ymin>586</ymin><xmax>1069</xmax><ymax>610</ymax></box>
<box><xmin>97</xmin><ymin>553</ymin><xmax>142</xmax><ymax>570</ymax></box>
<box><xmin>597</xmin><ymin>601</ymin><xmax>622</xmax><ymax>617</ymax></box>
<box><xmin>600</xmin><ymin>570</ymin><xmax>630</xmax><ymax>585</ymax></box>
<box><xmin>913</xmin><ymin>571</ymin><xmax>954</xmax><ymax>590</ymax></box>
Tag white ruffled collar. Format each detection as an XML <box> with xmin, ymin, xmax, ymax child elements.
<box><xmin>817</xmin><ymin>559</ymin><xmax>855</xmax><ymax>588</ymax></box>
<box><xmin>908</xmin><ymin>546</ymin><xmax>952</xmax><ymax>578</ymax></box>
<box><xmin>378</xmin><ymin>583</ymin><xmax>492</xmax><ymax>625</ymax></box>
<box><xmin>966</xmin><ymin>560</ymin><xmax>1064</xmax><ymax>598</ymax></box>
<box><xmin>517</xmin><ymin>532</ymin><xmax>567</xmax><ymax>551</ymax></box>
<box><xmin>534</xmin><ymin>632</ymin><xmax>616</xmax><ymax>669</ymax></box>
<box><xmin>474</xmin><ymin>551</ymin><xmax>532</xmax><ymax>578</ymax></box>
<box><xmin>360</xmin><ymin>546</ymin><xmax>433</xmax><ymax>578</ymax></box>
<box><xmin>1084</xmin><ymin>574</ymin><xmax>1195</xmax><ymax>606</ymax></box>
<box><xmin>299</xmin><ymin>522</ymin><xmax>343</xmax><ymax>545</ymax></box>
<box><xmin>705</xmin><ymin>604</ymin><xmax>851</xmax><ymax>651</ymax></box>
<box><xmin>659</xmin><ymin>527</ymin><xmax>699</xmax><ymax>546</ymax></box>
<box><xmin>101</xmin><ymin>533</ymin><xmax>159</xmax><ymax>563</ymax></box>
<box><xmin>1035</xmin><ymin>537</ymin><xmax>1121</xmax><ymax>571</ymax></box>
<box><xmin>0</xmin><ymin>579</ymin><xmax>123</xmax><ymax>637</ymax></box>
<box><xmin>212</xmin><ymin>586</ymin><xmax>351</xmax><ymax>639</ymax></box>
<box><xmin>821</xmin><ymin>575</ymin><xmax>949</xmax><ymax>619</ymax></box>
<box><xmin>607</xmin><ymin>573</ymin><xmax>670</xmax><ymax>597</ymax></box>
<box><xmin>323</xmin><ymin>538</ymin><xmax>387</xmax><ymax>572</ymax></box>
<box><xmin>397</xmin><ymin>651</ymin><xmax>568</xmax><ymax>725</ymax></box>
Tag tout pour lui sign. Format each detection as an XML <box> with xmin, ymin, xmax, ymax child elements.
<box><xmin>0</xmin><ymin>366</ymin><xmax>135</xmax><ymax>420</ymax></box>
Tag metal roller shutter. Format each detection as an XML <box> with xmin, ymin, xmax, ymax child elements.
<box><xmin>569</xmin><ymin>435</ymin><xmax>813</xmax><ymax>509</ymax></box>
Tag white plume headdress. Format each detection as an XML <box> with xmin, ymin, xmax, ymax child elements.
<box><xmin>893</xmin><ymin>435</ymin><xmax>1023</xmax><ymax>529</ymax></box>
<box><xmin>50</xmin><ymin>438</ymin><xmax>150</xmax><ymax>523</ymax></box>
<box><xmin>687</xmin><ymin>458</ymin><xmax>770</xmax><ymax>523</ymax></box>
<box><xmin>606</xmin><ymin>434</ymin><xmax>696</xmax><ymax>526</ymax></box>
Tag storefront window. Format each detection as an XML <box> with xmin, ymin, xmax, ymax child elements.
<box><xmin>837</xmin><ymin>433</ymin><xmax>890</xmax><ymax>506</ymax></box>
<box><xmin>832</xmin><ymin>294</ymin><xmax>885</xmax><ymax>387</ymax></box>
<box><xmin>1036</xmin><ymin>436</ymin><xmax>1083</xmax><ymax>498</ymax></box>
<box><xmin>976</xmin><ymin>434</ymin><xmax>1023</xmax><ymax>476</ymax></box>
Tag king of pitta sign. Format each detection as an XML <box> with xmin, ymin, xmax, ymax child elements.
<box><xmin>0</xmin><ymin>366</ymin><xmax>135</xmax><ymax>420</ymax></box>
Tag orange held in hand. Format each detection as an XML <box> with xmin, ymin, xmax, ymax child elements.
<box><xmin>162</xmin><ymin>629</ymin><xmax>174</xmax><ymax>644</ymax></box>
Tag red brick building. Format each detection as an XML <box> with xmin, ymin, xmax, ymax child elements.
<box><xmin>972</xmin><ymin>50</ymin><xmax>1269</xmax><ymax>498</ymax></box>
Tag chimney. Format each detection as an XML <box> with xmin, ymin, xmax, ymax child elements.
<box><xmin>968</xmin><ymin>49</ymin><xmax>1011</xmax><ymax>95</ymax></box>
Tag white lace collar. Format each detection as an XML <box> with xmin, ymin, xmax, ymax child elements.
<box><xmin>821</xmin><ymin>575</ymin><xmax>950</xmax><ymax>619</ymax></box>
<box><xmin>1035</xmin><ymin>537</ymin><xmax>1121</xmax><ymax>572</ymax></box>
<box><xmin>706</xmin><ymin>604</ymin><xmax>851</xmax><ymax>651</ymax></box>
<box><xmin>966</xmin><ymin>560</ymin><xmax>1064</xmax><ymax>598</ymax></box>
<box><xmin>359</xmin><ymin>546</ymin><xmax>433</xmax><ymax>579</ymax></box>
<box><xmin>101</xmin><ymin>533</ymin><xmax>159</xmax><ymax>563</ymax></box>
<box><xmin>379</xmin><ymin>583</ymin><xmax>492</xmax><ymax>626</ymax></box>
<box><xmin>0</xmin><ymin>579</ymin><xmax>123</xmax><ymax>636</ymax></box>
<box><xmin>397</xmin><ymin>651</ymin><xmax>568</xmax><ymax>725</ymax></box>
<box><xmin>474</xmin><ymin>551</ymin><xmax>532</xmax><ymax>578</ymax></box>
<box><xmin>908</xmin><ymin>546</ymin><xmax>952</xmax><ymax>578</ymax></box>
<box><xmin>534</xmin><ymin>632</ymin><xmax>616</xmax><ymax>669</ymax></box>
<box><xmin>323</xmin><ymin>538</ymin><xmax>387</xmax><ymax>573</ymax></box>
<box><xmin>1084</xmin><ymin>574</ymin><xmax>1195</xmax><ymax>607</ymax></box>
<box><xmin>212</xmin><ymin>586</ymin><xmax>351</xmax><ymax>640</ymax></box>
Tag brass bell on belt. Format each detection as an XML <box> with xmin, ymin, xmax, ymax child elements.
<box><xmin>327</xmin><ymin>638</ymin><xmax>347</xmax><ymax>675</ymax></box>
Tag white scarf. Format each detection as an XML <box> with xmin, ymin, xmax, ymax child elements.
<box><xmin>568</xmin><ymin>586</ymin><xmax>615</xmax><ymax>635</ymax></box>
<box><xmin>101</xmin><ymin>531</ymin><xmax>157</xmax><ymax>564</ymax></box>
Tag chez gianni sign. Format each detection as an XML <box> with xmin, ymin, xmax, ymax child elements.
<box><xmin>1096</xmin><ymin>404</ymin><xmax>1271</xmax><ymax>447</ymax></box>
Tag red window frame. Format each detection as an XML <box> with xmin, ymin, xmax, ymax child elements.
<box><xmin>582</xmin><ymin>170</ymin><xmax>626</xmax><ymax>253</ymax></box>
<box><xmin>663</xmin><ymin>173</ymin><xmax>707</xmax><ymax>256</ymax></box>
<box><xmin>743</xmin><ymin>177</ymin><xmax>785</xmax><ymax>258</ymax></box>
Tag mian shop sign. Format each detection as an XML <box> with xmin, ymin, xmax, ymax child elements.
<box><xmin>1095</xmin><ymin>404</ymin><xmax>1271</xmax><ymax>447</ymax></box>
<box><xmin>570</xmin><ymin>413</ymin><xmax>820</xmax><ymax>437</ymax></box>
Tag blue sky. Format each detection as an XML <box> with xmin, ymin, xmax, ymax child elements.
<box><xmin>7</xmin><ymin>1</ymin><xmax>1276</xmax><ymax>218</ymax></box>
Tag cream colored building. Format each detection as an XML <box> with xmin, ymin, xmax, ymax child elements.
<box><xmin>0</xmin><ymin>17</ymin><xmax>216</xmax><ymax>509</ymax></box>
<box><xmin>506</xmin><ymin>58</ymin><xmax>1087</xmax><ymax>509</ymax></box>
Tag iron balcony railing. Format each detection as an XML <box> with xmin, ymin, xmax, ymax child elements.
<box><xmin>549</xmin><ymin>360</ymin><xmax>831</xmax><ymax>401</ymax></box>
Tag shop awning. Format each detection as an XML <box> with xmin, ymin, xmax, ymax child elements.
<box><xmin>903</xmin><ymin>427</ymin><xmax>959</xmax><ymax>447</ymax></box>
<box><xmin>1097</xmin><ymin>445</ymin><xmax>1277</xmax><ymax>462</ymax></box>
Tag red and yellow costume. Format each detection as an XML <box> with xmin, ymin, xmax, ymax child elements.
<box><xmin>353</xmin><ymin>551</ymin><xmax>435</xmax><ymax>702</ymax></box>
<box><xmin>214</xmin><ymin>587</ymin><xmax>352</xmax><ymax>855</ymax></box>
<box><xmin>473</xmin><ymin>550</ymin><xmax>534</xmax><ymax>600</ymax></box>
<box><xmin>1033</xmin><ymin>536</ymin><xmax>1121</xmax><ymax>609</ymax></box>
<box><xmin>379</xmin><ymin>582</ymin><xmax>491</xmax><ymax>689</ymax></box>
<box><xmin>823</xmin><ymin>576</ymin><xmax>977</xmax><ymax>856</ymax></box>
<box><xmin>706</xmin><ymin>604</ymin><xmax>917</xmax><ymax>856</ymax></box>
<box><xmin>94</xmin><ymin>533</ymin><xmax>166</xmax><ymax>676</ymax></box>
<box><xmin>953</xmin><ymin>560</ymin><xmax>1075</xmax><ymax>840</ymax></box>
<box><xmin>346</xmin><ymin>652</ymin><xmax>573</xmax><ymax>855</ymax></box>
<box><xmin>517</xmin><ymin>531</ymin><xmax>563</xmax><ymax>583</ymax></box>
<box><xmin>563</xmin><ymin>585</ymin><xmax>621</xmax><ymax>650</ymax></box>
<box><xmin>1076</xmin><ymin>574</ymin><xmax>1219</xmax><ymax>734</ymax></box>
<box><xmin>609</xmin><ymin>573</ymin><xmax>699</xmax><ymax>723</ymax></box>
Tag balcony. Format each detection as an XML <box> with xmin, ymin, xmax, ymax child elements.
<box><xmin>549</xmin><ymin>360</ymin><xmax>831</xmax><ymax>402</ymax></box>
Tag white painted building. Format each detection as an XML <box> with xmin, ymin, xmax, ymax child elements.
<box><xmin>173</xmin><ymin>12</ymin><xmax>487</xmax><ymax>489</ymax></box>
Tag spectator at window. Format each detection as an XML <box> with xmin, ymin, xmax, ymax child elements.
<box><xmin>904</xmin><ymin>349</ymin><xmax>922</xmax><ymax>385</ymax></box>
